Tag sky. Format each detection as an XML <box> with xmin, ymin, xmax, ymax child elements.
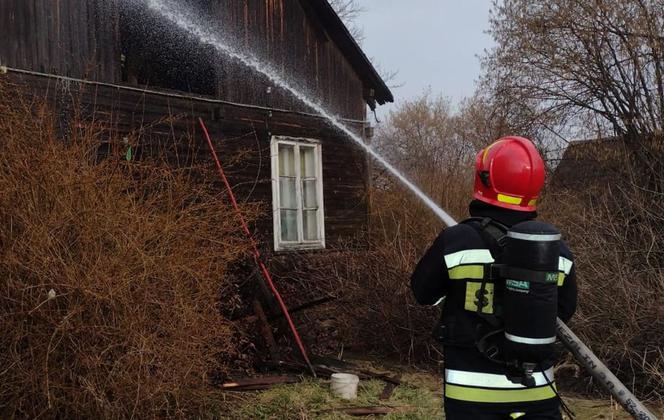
<box><xmin>354</xmin><ymin>0</ymin><xmax>495</xmax><ymax>118</ymax></box>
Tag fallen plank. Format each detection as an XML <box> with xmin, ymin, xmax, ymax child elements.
<box><xmin>310</xmin><ymin>356</ymin><xmax>401</xmax><ymax>386</ymax></box>
<box><xmin>269</xmin><ymin>295</ymin><xmax>336</xmax><ymax>320</ymax></box>
<box><xmin>358</xmin><ymin>369</ymin><xmax>401</xmax><ymax>386</ymax></box>
<box><xmin>337</xmin><ymin>407</ymin><xmax>395</xmax><ymax>416</ymax></box>
<box><xmin>221</xmin><ymin>376</ymin><xmax>300</xmax><ymax>391</ymax></box>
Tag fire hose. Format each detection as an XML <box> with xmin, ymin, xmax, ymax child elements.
<box><xmin>439</xmin><ymin>217</ymin><xmax>657</xmax><ymax>420</ymax></box>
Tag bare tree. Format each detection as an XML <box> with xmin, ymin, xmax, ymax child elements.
<box><xmin>328</xmin><ymin>0</ymin><xmax>365</xmax><ymax>42</ymax></box>
<box><xmin>481</xmin><ymin>0</ymin><xmax>664</xmax><ymax>185</ymax></box>
<box><xmin>484</xmin><ymin>0</ymin><xmax>664</xmax><ymax>140</ymax></box>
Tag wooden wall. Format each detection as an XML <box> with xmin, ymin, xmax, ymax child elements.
<box><xmin>207</xmin><ymin>0</ymin><xmax>368</xmax><ymax>120</ymax></box>
<box><xmin>2</xmin><ymin>72</ymin><xmax>370</xmax><ymax>251</ymax></box>
<box><xmin>0</xmin><ymin>0</ymin><xmax>120</xmax><ymax>82</ymax></box>
<box><xmin>0</xmin><ymin>0</ymin><xmax>368</xmax><ymax>122</ymax></box>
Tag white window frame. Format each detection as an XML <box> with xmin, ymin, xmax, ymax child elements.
<box><xmin>271</xmin><ymin>136</ymin><xmax>326</xmax><ymax>251</ymax></box>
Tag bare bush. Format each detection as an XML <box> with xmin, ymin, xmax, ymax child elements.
<box><xmin>543</xmin><ymin>139</ymin><xmax>664</xmax><ymax>402</ymax></box>
<box><xmin>373</xmin><ymin>93</ymin><xmax>478</xmax><ymax>220</ymax></box>
<box><xmin>0</xmin><ymin>84</ymin><xmax>255</xmax><ymax>417</ymax></box>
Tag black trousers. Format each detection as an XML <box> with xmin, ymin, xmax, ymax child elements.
<box><xmin>444</xmin><ymin>398</ymin><xmax>562</xmax><ymax>420</ymax></box>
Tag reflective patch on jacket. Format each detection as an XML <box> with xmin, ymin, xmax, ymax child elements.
<box><xmin>557</xmin><ymin>256</ymin><xmax>573</xmax><ymax>286</ymax></box>
<box><xmin>445</xmin><ymin>249</ymin><xmax>494</xmax><ymax>280</ymax></box>
<box><xmin>465</xmin><ymin>282</ymin><xmax>494</xmax><ymax>314</ymax></box>
<box><xmin>444</xmin><ymin>249</ymin><xmax>496</xmax><ymax>314</ymax></box>
<box><xmin>445</xmin><ymin>249</ymin><xmax>495</xmax><ymax>314</ymax></box>
<box><xmin>445</xmin><ymin>249</ymin><xmax>495</xmax><ymax>268</ymax></box>
<box><xmin>444</xmin><ymin>368</ymin><xmax>557</xmax><ymax>403</ymax></box>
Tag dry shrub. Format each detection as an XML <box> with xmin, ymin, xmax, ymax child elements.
<box><xmin>542</xmin><ymin>142</ymin><xmax>664</xmax><ymax>402</ymax></box>
<box><xmin>0</xmin><ymin>86</ymin><xmax>255</xmax><ymax>417</ymax></box>
<box><xmin>287</xmin><ymin>176</ymin><xmax>471</xmax><ymax>363</ymax></box>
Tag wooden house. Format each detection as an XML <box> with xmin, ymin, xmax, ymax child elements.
<box><xmin>0</xmin><ymin>0</ymin><xmax>393</xmax><ymax>256</ymax></box>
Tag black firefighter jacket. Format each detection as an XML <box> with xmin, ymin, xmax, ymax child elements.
<box><xmin>411</xmin><ymin>201</ymin><xmax>578</xmax><ymax>408</ymax></box>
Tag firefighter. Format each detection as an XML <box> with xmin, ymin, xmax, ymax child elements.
<box><xmin>411</xmin><ymin>136</ymin><xmax>577</xmax><ymax>420</ymax></box>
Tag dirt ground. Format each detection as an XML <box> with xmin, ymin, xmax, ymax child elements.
<box><xmin>225</xmin><ymin>360</ymin><xmax>663</xmax><ymax>419</ymax></box>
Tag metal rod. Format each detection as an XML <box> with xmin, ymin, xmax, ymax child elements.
<box><xmin>0</xmin><ymin>66</ymin><xmax>369</xmax><ymax>125</ymax></box>
<box><xmin>198</xmin><ymin>117</ymin><xmax>316</xmax><ymax>378</ymax></box>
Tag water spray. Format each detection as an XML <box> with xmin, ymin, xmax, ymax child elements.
<box><xmin>135</xmin><ymin>0</ymin><xmax>457</xmax><ymax>228</ymax></box>
<box><xmin>133</xmin><ymin>1</ymin><xmax>657</xmax><ymax>418</ymax></box>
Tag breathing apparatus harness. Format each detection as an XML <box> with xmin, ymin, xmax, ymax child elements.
<box><xmin>462</xmin><ymin>217</ymin><xmax>575</xmax><ymax>418</ymax></box>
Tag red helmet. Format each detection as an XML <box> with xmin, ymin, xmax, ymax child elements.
<box><xmin>473</xmin><ymin>136</ymin><xmax>545</xmax><ymax>212</ymax></box>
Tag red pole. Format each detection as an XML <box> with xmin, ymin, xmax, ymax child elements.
<box><xmin>198</xmin><ymin>118</ymin><xmax>316</xmax><ymax>377</ymax></box>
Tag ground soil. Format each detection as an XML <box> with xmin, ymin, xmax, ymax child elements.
<box><xmin>226</xmin><ymin>358</ymin><xmax>663</xmax><ymax>419</ymax></box>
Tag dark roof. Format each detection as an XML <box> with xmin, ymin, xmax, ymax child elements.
<box><xmin>550</xmin><ymin>134</ymin><xmax>664</xmax><ymax>191</ymax></box>
<box><xmin>305</xmin><ymin>0</ymin><xmax>394</xmax><ymax>109</ymax></box>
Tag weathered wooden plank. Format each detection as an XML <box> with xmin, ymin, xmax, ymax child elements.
<box><xmin>220</xmin><ymin>375</ymin><xmax>300</xmax><ymax>390</ymax></box>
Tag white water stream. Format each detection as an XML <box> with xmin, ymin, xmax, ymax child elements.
<box><xmin>134</xmin><ymin>0</ymin><xmax>458</xmax><ymax>227</ymax></box>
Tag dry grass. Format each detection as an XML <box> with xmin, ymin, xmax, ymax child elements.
<box><xmin>0</xmin><ymin>84</ymin><xmax>256</xmax><ymax>418</ymax></box>
<box><xmin>227</xmin><ymin>359</ymin><xmax>663</xmax><ymax>419</ymax></box>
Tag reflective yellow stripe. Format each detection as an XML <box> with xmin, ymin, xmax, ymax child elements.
<box><xmin>510</xmin><ymin>413</ymin><xmax>526</xmax><ymax>419</ymax></box>
<box><xmin>465</xmin><ymin>282</ymin><xmax>494</xmax><ymax>314</ymax></box>
<box><xmin>445</xmin><ymin>384</ymin><xmax>557</xmax><ymax>403</ymax></box>
<box><xmin>482</xmin><ymin>141</ymin><xmax>500</xmax><ymax>164</ymax></box>
<box><xmin>557</xmin><ymin>272</ymin><xmax>566</xmax><ymax>286</ymax></box>
<box><xmin>497</xmin><ymin>194</ymin><xmax>523</xmax><ymax>205</ymax></box>
<box><xmin>448</xmin><ymin>265</ymin><xmax>484</xmax><ymax>280</ymax></box>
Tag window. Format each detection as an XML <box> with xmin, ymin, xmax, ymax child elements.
<box><xmin>271</xmin><ymin>136</ymin><xmax>325</xmax><ymax>251</ymax></box>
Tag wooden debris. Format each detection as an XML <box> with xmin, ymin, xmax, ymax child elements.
<box><xmin>270</xmin><ymin>295</ymin><xmax>336</xmax><ymax>320</ymax></box>
<box><xmin>379</xmin><ymin>375</ymin><xmax>401</xmax><ymax>401</ymax></box>
<box><xmin>253</xmin><ymin>299</ymin><xmax>280</xmax><ymax>363</ymax></box>
<box><xmin>311</xmin><ymin>356</ymin><xmax>402</xmax><ymax>386</ymax></box>
<box><xmin>221</xmin><ymin>376</ymin><xmax>300</xmax><ymax>391</ymax></box>
<box><xmin>359</xmin><ymin>369</ymin><xmax>401</xmax><ymax>386</ymax></box>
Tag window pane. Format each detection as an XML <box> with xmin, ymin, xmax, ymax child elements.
<box><xmin>302</xmin><ymin>179</ymin><xmax>318</xmax><ymax>209</ymax></box>
<box><xmin>280</xmin><ymin>210</ymin><xmax>297</xmax><ymax>241</ymax></box>
<box><xmin>279</xmin><ymin>177</ymin><xmax>297</xmax><ymax>208</ymax></box>
<box><xmin>303</xmin><ymin>210</ymin><xmax>319</xmax><ymax>241</ymax></box>
<box><xmin>300</xmin><ymin>146</ymin><xmax>316</xmax><ymax>178</ymax></box>
<box><xmin>278</xmin><ymin>144</ymin><xmax>295</xmax><ymax>176</ymax></box>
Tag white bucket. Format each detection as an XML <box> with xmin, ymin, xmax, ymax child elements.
<box><xmin>330</xmin><ymin>373</ymin><xmax>360</xmax><ymax>400</ymax></box>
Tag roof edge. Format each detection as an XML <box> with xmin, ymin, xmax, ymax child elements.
<box><xmin>308</xmin><ymin>0</ymin><xmax>394</xmax><ymax>108</ymax></box>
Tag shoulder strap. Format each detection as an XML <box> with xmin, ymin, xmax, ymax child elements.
<box><xmin>462</xmin><ymin>217</ymin><xmax>509</xmax><ymax>253</ymax></box>
<box><xmin>460</xmin><ymin>217</ymin><xmax>508</xmax><ymax>328</ymax></box>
